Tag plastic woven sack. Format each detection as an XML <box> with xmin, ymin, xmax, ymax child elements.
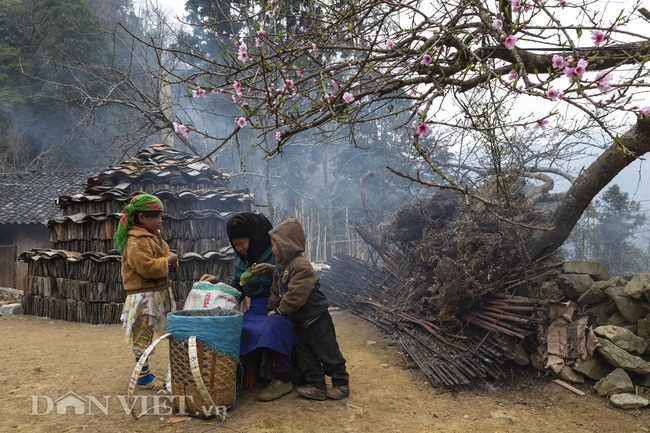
<box><xmin>183</xmin><ymin>281</ymin><xmax>240</xmax><ymax>311</ymax></box>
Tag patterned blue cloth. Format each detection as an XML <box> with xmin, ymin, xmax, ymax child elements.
<box><xmin>240</xmin><ymin>296</ymin><xmax>297</xmax><ymax>356</ymax></box>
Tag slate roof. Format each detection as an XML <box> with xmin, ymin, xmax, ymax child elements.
<box><xmin>0</xmin><ymin>170</ymin><xmax>95</xmax><ymax>225</ymax></box>
<box><xmin>18</xmin><ymin>247</ymin><xmax>233</xmax><ymax>262</ymax></box>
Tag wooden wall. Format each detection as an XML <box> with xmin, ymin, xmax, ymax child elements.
<box><xmin>0</xmin><ymin>224</ymin><xmax>49</xmax><ymax>291</ymax></box>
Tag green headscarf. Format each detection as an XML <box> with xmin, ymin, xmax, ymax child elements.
<box><xmin>113</xmin><ymin>194</ymin><xmax>164</xmax><ymax>253</ymax></box>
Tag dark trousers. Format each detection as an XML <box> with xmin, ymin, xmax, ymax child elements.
<box><xmin>295</xmin><ymin>311</ymin><xmax>349</xmax><ymax>390</ymax></box>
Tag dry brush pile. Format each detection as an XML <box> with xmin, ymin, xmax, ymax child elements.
<box><xmin>379</xmin><ymin>186</ymin><xmax>559</xmax><ymax>323</ymax></box>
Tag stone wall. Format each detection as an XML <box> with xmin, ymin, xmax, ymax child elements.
<box><xmin>527</xmin><ymin>261</ymin><xmax>650</xmax><ymax>409</ymax></box>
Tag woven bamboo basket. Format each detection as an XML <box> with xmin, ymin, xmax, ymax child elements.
<box><xmin>169</xmin><ymin>336</ymin><xmax>238</xmax><ymax>418</ymax></box>
<box><xmin>127</xmin><ymin>307</ymin><xmax>243</xmax><ymax>420</ymax></box>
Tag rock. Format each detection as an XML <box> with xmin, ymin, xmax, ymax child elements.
<box><xmin>562</xmin><ymin>261</ymin><xmax>610</xmax><ymax>281</ymax></box>
<box><xmin>512</xmin><ymin>343</ymin><xmax>529</xmax><ymax>366</ymax></box>
<box><xmin>0</xmin><ymin>288</ymin><xmax>22</xmax><ymax>302</ymax></box>
<box><xmin>605</xmin><ymin>285</ymin><xmax>626</xmax><ymax>299</ymax></box>
<box><xmin>594</xmin><ymin>325</ymin><xmax>648</xmax><ymax>355</ymax></box>
<box><xmin>594</xmin><ymin>368</ymin><xmax>634</xmax><ymax>396</ymax></box>
<box><xmin>557</xmin><ymin>366</ymin><xmax>584</xmax><ymax>383</ymax></box>
<box><xmin>0</xmin><ymin>303</ymin><xmax>22</xmax><ymax>316</ymax></box>
<box><xmin>557</xmin><ymin>274</ymin><xmax>594</xmax><ymax>299</ymax></box>
<box><xmin>610</xmin><ymin>294</ymin><xmax>649</xmax><ymax>324</ymax></box>
<box><xmin>640</xmin><ymin>373</ymin><xmax>650</xmax><ymax>387</ymax></box>
<box><xmin>596</xmin><ymin>337</ymin><xmax>650</xmax><ymax>375</ymax></box>
<box><xmin>637</xmin><ymin>315</ymin><xmax>650</xmax><ymax>351</ymax></box>
<box><xmin>605</xmin><ymin>312</ymin><xmax>635</xmax><ymax>331</ymax></box>
<box><xmin>577</xmin><ymin>284</ymin><xmax>607</xmax><ymax>306</ymax></box>
<box><xmin>580</xmin><ymin>278</ymin><xmax>626</xmax><ymax>307</ymax></box>
<box><xmin>587</xmin><ymin>300</ymin><xmax>618</xmax><ymax>326</ymax></box>
<box><xmin>488</xmin><ymin>412</ymin><xmax>520</xmax><ymax>423</ymax></box>
<box><xmin>529</xmin><ymin>351</ymin><xmax>546</xmax><ymax>373</ymax></box>
<box><xmin>538</xmin><ymin>281</ymin><xmax>562</xmax><ymax>299</ymax></box>
<box><xmin>624</xmin><ymin>273</ymin><xmax>650</xmax><ymax>301</ymax></box>
<box><xmin>573</xmin><ymin>355</ymin><xmax>614</xmax><ymax>380</ymax></box>
<box><xmin>609</xmin><ymin>393</ymin><xmax>650</xmax><ymax>409</ymax></box>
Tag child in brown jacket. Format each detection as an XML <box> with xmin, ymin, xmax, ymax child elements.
<box><xmin>267</xmin><ymin>218</ymin><xmax>350</xmax><ymax>400</ymax></box>
<box><xmin>114</xmin><ymin>193</ymin><xmax>178</xmax><ymax>390</ymax></box>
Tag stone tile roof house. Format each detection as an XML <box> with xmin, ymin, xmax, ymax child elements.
<box><xmin>10</xmin><ymin>144</ymin><xmax>252</xmax><ymax>323</ymax></box>
<box><xmin>0</xmin><ymin>169</ymin><xmax>96</xmax><ymax>290</ymax></box>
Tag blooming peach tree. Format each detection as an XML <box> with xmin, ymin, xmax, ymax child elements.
<box><xmin>163</xmin><ymin>0</ymin><xmax>650</xmax><ymax>258</ymax></box>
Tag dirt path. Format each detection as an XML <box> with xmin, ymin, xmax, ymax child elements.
<box><xmin>1</xmin><ymin>310</ymin><xmax>648</xmax><ymax>432</ymax></box>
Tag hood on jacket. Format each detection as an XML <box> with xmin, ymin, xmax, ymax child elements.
<box><xmin>268</xmin><ymin>218</ymin><xmax>305</xmax><ymax>265</ymax></box>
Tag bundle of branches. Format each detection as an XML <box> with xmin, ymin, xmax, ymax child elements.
<box><xmin>380</xmin><ymin>186</ymin><xmax>554</xmax><ymax>323</ymax></box>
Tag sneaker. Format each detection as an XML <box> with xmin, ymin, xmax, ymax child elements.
<box><xmin>327</xmin><ymin>385</ymin><xmax>350</xmax><ymax>400</ymax></box>
<box><xmin>295</xmin><ymin>385</ymin><xmax>327</xmax><ymax>401</ymax></box>
<box><xmin>258</xmin><ymin>379</ymin><xmax>294</xmax><ymax>401</ymax></box>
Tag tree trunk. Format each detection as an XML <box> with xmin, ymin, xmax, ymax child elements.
<box><xmin>528</xmin><ymin>117</ymin><xmax>650</xmax><ymax>260</ymax></box>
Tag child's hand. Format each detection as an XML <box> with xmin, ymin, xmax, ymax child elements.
<box><xmin>267</xmin><ymin>310</ymin><xmax>276</xmax><ymax>316</ymax></box>
<box><xmin>199</xmin><ymin>274</ymin><xmax>219</xmax><ymax>284</ymax></box>
<box><xmin>167</xmin><ymin>253</ymin><xmax>178</xmax><ymax>266</ymax></box>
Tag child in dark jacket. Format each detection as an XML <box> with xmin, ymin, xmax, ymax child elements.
<box><xmin>267</xmin><ymin>218</ymin><xmax>350</xmax><ymax>400</ymax></box>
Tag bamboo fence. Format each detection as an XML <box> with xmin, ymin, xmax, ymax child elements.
<box><xmin>294</xmin><ymin>205</ymin><xmax>369</xmax><ymax>263</ymax></box>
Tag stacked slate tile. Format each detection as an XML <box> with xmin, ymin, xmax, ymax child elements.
<box><xmin>19</xmin><ymin>144</ymin><xmax>250</xmax><ymax>324</ymax></box>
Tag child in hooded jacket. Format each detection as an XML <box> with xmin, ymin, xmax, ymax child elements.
<box><xmin>267</xmin><ymin>218</ymin><xmax>350</xmax><ymax>400</ymax></box>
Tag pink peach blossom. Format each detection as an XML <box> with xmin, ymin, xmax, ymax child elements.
<box><xmin>236</xmin><ymin>117</ymin><xmax>247</xmax><ymax>127</ymax></box>
<box><xmin>386</xmin><ymin>39</ymin><xmax>395</xmax><ymax>49</ymax></box>
<box><xmin>238</xmin><ymin>42</ymin><xmax>248</xmax><ymax>62</ymax></box>
<box><xmin>504</xmin><ymin>35</ymin><xmax>517</xmax><ymax>50</ymax></box>
<box><xmin>343</xmin><ymin>92</ymin><xmax>355</xmax><ymax>103</ymax></box>
<box><xmin>173</xmin><ymin>122</ymin><xmax>189</xmax><ymax>138</ymax></box>
<box><xmin>192</xmin><ymin>86</ymin><xmax>206</xmax><ymax>98</ymax></box>
<box><xmin>595</xmin><ymin>70</ymin><xmax>613</xmax><ymax>92</ymax></box>
<box><xmin>574</xmin><ymin>58</ymin><xmax>589</xmax><ymax>79</ymax></box>
<box><xmin>416</xmin><ymin>122</ymin><xmax>429</xmax><ymax>135</ymax></box>
<box><xmin>551</xmin><ymin>54</ymin><xmax>566</xmax><ymax>69</ymax></box>
<box><xmin>421</xmin><ymin>54</ymin><xmax>432</xmax><ymax>65</ymax></box>
<box><xmin>546</xmin><ymin>89</ymin><xmax>561</xmax><ymax>101</ymax></box>
<box><xmin>591</xmin><ymin>30</ymin><xmax>607</xmax><ymax>46</ymax></box>
<box><xmin>511</xmin><ymin>0</ymin><xmax>521</xmax><ymax>12</ymax></box>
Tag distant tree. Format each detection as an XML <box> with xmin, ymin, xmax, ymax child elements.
<box><xmin>562</xmin><ymin>184</ymin><xmax>647</xmax><ymax>275</ymax></box>
<box><xmin>0</xmin><ymin>0</ymin><xmax>148</xmax><ymax>169</ymax></box>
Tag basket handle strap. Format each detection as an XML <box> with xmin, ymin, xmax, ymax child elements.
<box><xmin>126</xmin><ymin>332</ymin><xmax>171</xmax><ymax>420</ymax></box>
<box><xmin>188</xmin><ymin>336</ymin><xmax>225</xmax><ymax>420</ymax></box>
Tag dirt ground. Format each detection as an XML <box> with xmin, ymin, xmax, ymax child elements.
<box><xmin>1</xmin><ymin>310</ymin><xmax>649</xmax><ymax>433</ymax></box>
